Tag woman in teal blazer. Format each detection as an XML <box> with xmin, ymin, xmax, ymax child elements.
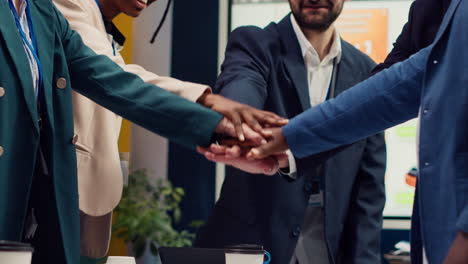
<box><xmin>0</xmin><ymin>0</ymin><xmax>283</xmax><ymax>263</ymax></box>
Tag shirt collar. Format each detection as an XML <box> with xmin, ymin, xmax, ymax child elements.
<box><xmin>9</xmin><ymin>0</ymin><xmax>28</xmax><ymax>17</ymax></box>
<box><xmin>290</xmin><ymin>14</ymin><xmax>342</xmax><ymax>65</ymax></box>
<box><xmin>103</xmin><ymin>20</ymin><xmax>126</xmax><ymax>46</ymax></box>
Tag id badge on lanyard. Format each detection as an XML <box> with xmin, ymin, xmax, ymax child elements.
<box><xmin>308</xmin><ymin>191</ymin><xmax>324</xmax><ymax>207</ymax></box>
<box><xmin>7</xmin><ymin>0</ymin><xmax>44</xmax><ymax>108</ymax></box>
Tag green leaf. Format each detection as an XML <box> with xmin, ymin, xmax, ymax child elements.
<box><xmin>114</xmin><ymin>169</ymin><xmax>196</xmax><ymax>252</ymax></box>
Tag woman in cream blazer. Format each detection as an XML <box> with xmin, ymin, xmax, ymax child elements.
<box><xmin>53</xmin><ymin>0</ymin><xmax>208</xmax><ymax>258</ymax></box>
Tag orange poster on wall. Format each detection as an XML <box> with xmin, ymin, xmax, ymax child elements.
<box><xmin>335</xmin><ymin>8</ymin><xmax>388</xmax><ymax>63</ymax></box>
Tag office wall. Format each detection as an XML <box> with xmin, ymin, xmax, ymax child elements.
<box><xmin>129</xmin><ymin>0</ymin><xmax>221</xmax><ymax>231</ymax></box>
<box><xmin>169</xmin><ymin>0</ymin><xmax>220</xmax><ymax>230</ymax></box>
<box><xmin>130</xmin><ymin>0</ymin><xmax>174</xmax><ymax>181</ymax></box>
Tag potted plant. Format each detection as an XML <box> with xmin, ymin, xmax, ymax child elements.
<box><xmin>113</xmin><ymin>169</ymin><xmax>197</xmax><ymax>263</ymax></box>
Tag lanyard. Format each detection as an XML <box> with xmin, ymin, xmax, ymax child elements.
<box><xmin>94</xmin><ymin>0</ymin><xmax>116</xmax><ymax>56</ymax></box>
<box><xmin>7</xmin><ymin>0</ymin><xmax>44</xmax><ymax>108</ymax></box>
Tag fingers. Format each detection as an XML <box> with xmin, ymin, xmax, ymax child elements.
<box><xmin>228</xmin><ymin>112</ymin><xmax>245</xmax><ymax>142</ymax></box>
<box><xmin>253</xmin><ymin>110</ymin><xmax>289</xmax><ymax>127</ymax></box>
<box><xmin>198</xmin><ymin>145</ymin><xmax>282</xmax><ymax>175</ymax></box>
<box><xmin>196</xmin><ymin>146</ymin><xmax>210</xmax><ymax>155</ymax></box>
<box><xmin>247</xmin><ymin>128</ymin><xmax>288</xmax><ymax>159</ymax></box>
<box><xmin>247</xmin><ymin>144</ymin><xmax>272</xmax><ymax>160</ymax></box>
<box><xmin>242</xmin><ymin>123</ymin><xmax>266</xmax><ymax>145</ymax></box>
<box><xmin>226</xmin><ymin>145</ymin><xmax>242</xmax><ymax>158</ymax></box>
<box><xmin>219</xmin><ymin>117</ymin><xmax>246</xmax><ymax>142</ymax></box>
<box><xmin>209</xmin><ymin>144</ymin><xmax>228</xmax><ymax>154</ymax></box>
<box><xmin>239</xmin><ymin>109</ymin><xmax>265</xmax><ymax>134</ymax></box>
<box><xmin>209</xmin><ymin>144</ymin><xmax>242</xmax><ymax>158</ymax></box>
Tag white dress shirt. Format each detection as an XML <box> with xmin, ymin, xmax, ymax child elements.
<box><xmin>284</xmin><ymin>14</ymin><xmax>342</xmax><ymax>175</ymax></box>
<box><xmin>8</xmin><ymin>0</ymin><xmax>40</xmax><ymax>98</ymax></box>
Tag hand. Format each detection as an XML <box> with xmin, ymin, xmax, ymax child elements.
<box><xmin>215</xmin><ymin>118</ymin><xmax>267</xmax><ymax>146</ymax></box>
<box><xmin>198</xmin><ymin>93</ymin><xmax>288</xmax><ymax>141</ymax></box>
<box><xmin>246</xmin><ymin>127</ymin><xmax>289</xmax><ymax>159</ymax></box>
<box><xmin>443</xmin><ymin>231</ymin><xmax>468</xmax><ymax>264</ymax></box>
<box><xmin>197</xmin><ymin>144</ymin><xmax>288</xmax><ymax>175</ymax></box>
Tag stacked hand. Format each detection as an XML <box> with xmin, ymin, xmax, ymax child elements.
<box><xmin>197</xmin><ymin>143</ymin><xmax>289</xmax><ymax>175</ymax></box>
<box><xmin>199</xmin><ymin>93</ymin><xmax>288</xmax><ymax>140</ymax></box>
<box><xmin>196</xmin><ymin>92</ymin><xmax>291</xmax><ymax>174</ymax></box>
<box><xmin>198</xmin><ymin>92</ymin><xmax>292</xmax><ymax>174</ymax></box>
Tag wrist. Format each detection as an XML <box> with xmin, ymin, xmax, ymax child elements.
<box><xmin>197</xmin><ymin>91</ymin><xmax>216</xmax><ymax>107</ymax></box>
<box><xmin>278</xmin><ymin>157</ymin><xmax>289</xmax><ymax>169</ymax></box>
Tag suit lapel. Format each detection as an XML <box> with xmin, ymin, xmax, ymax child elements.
<box><xmin>0</xmin><ymin>0</ymin><xmax>39</xmax><ymax>132</ymax></box>
<box><xmin>333</xmin><ymin>40</ymin><xmax>354</xmax><ymax>97</ymax></box>
<box><xmin>433</xmin><ymin>0</ymin><xmax>461</xmax><ymax>45</ymax></box>
<box><xmin>29</xmin><ymin>0</ymin><xmax>55</xmax><ymax>131</ymax></box>
<box><xmin>277</xmin><ymin>16</ymin><xmax>311</xmax><ymax>111</ymax></box>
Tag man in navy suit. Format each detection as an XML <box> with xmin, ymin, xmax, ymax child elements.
<box><xmin>248</xmin><ymin>0</ymin><xmax>468</xmax><ymax>263</ymax></box>
<box><xmin>195</xmin><ymin>0</ymin><xmax>386</xmax><ymax>263</ymax></box>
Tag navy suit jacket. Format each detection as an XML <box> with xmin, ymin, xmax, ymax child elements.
<box><xmin>281</xmin><ymin>0</ymin><xmax>468</xmax><ymax>263</ymax></box>
<box><xmin>195</xmin><ymin>16</ymin><xmax>387</xmax><ymax>264</ymax></box>
<box><xmin>373</xmin><ymin>0</ymin><xmax>451</xmax><ymax>73</ymax></box>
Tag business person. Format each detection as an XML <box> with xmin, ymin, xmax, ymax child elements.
<box><xmin>195</xmin><ymin>1</ymin><xmax>386</xmax><ymax>263</ymax></box>
<box><xmin>373</xmin><ymin>0</ymin><xmax>451</xmax><ymax>74</ymax></box>
<box><xmin>0</xmin><ymin>0</ymin><xmax>286</xmax><ymax>263</ymax></box>
<box><xmin>372</xmin><ymin>1</ymin><xmax>451</xmax><ymax>262</ymax></box>
<box><xmin>51</xmin><ymin>0</ymin><xmax>274</xmax><ymax>261</ymax></box>
<box><xmin>248</xmin><ymin>0</ymin><xmax>468</xmax><ymax>263</ymax></box>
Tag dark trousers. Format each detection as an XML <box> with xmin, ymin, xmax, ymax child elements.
<box><xmin>23</xmin><ymin>159</ymin><xmax>67</xmax><ymax>263</ymax></box>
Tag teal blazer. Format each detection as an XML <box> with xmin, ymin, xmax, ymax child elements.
<box><xmin>0</xmin><ymin>0</ymin><xmax>222</xmax><ymax>263</ymax></box>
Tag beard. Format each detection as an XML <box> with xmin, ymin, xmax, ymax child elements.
<box><xmin>291</xmin><ymin>0</ymin><xmax>343</xmax><ymax>32</ymax></box>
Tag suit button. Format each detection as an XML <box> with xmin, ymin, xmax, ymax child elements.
<box><xmin>0</xmin><ymin>146</ymin><xmax>4</xmax><ymax>157</ymax></box>
<box><xmin>71</xmin><ymin>134</ymin><xmax>79</xmax><ymax>144</ymax></box>
<box><xmin>0</xmin><ymin>87</ymin><xmax>5</xmax><ymax>97</ymax></box>
<box><xmin>291</xmin><ymin>225</ymin><xmax>301</xmax><ymax>237</ymax></box>
<box><xmin>433</xmin><ymin>60</ymin><xmax>438</xmax><ymax>64</ymax></box>
<box><xmin>56</xmin><ymin>78</ymin><xmax>67</xmax><ymax>89</ymax></box>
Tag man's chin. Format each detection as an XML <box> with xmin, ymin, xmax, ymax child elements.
<box><xmin>298</xmin><ymin>18</ymin><xmax>329</xmax><ymax>30</ymax></box>
<box><xmin>125</xmin><ymin>10</ymin><xmax>143</xmax><ymax>18</ymax></box>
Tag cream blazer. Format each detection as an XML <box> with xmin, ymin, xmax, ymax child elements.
<box><xmin>54</xmin><ymin>0</ymin><xmax>207</xmax><ymax>216</ymax></box>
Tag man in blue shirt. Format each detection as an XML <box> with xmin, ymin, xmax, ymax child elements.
<box><xmin>246</xmin><ymin>0</ymin><xmax>468</xmax><ymax>262</ymax></box>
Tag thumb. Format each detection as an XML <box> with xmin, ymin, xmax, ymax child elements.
<box><xmin>247</xmin><ymin>142</ymin><xmax>276</xmax><ymax>160</ymax></box>
<box><xmin>247</xmin><ymin>127</ymin><xmax>288</xmax><ymax>159</ymax></box>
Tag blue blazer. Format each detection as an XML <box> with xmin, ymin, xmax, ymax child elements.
<box><xmin>282</xmin><ymin>0</ymin><xmax>468</xmax><ymax>263</ymax></box>
<box><xmin>195</xmin><ymin>16</ymin><xmax>386</xmax><ymax>264</ymax></box>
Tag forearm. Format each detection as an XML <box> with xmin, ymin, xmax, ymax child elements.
<box><xmin>54</xmin><ymin>7</ymin><xmax>222</xmax><ymax>148</ymax></box>
<box><xmin>283</xmin><ymin>46</ymin><xmax>431</xmax><ymax>158</ymax></box>
<box><xmin>54</xmin><ymin>0</ymin><xmax>208</xmax><ymax>102</ymax></box>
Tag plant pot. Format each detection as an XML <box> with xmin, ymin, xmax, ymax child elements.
<box><xmin>129</xmin><ymin>240</ymin><xmax>161</xmax><ymax>264</ymax></box>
